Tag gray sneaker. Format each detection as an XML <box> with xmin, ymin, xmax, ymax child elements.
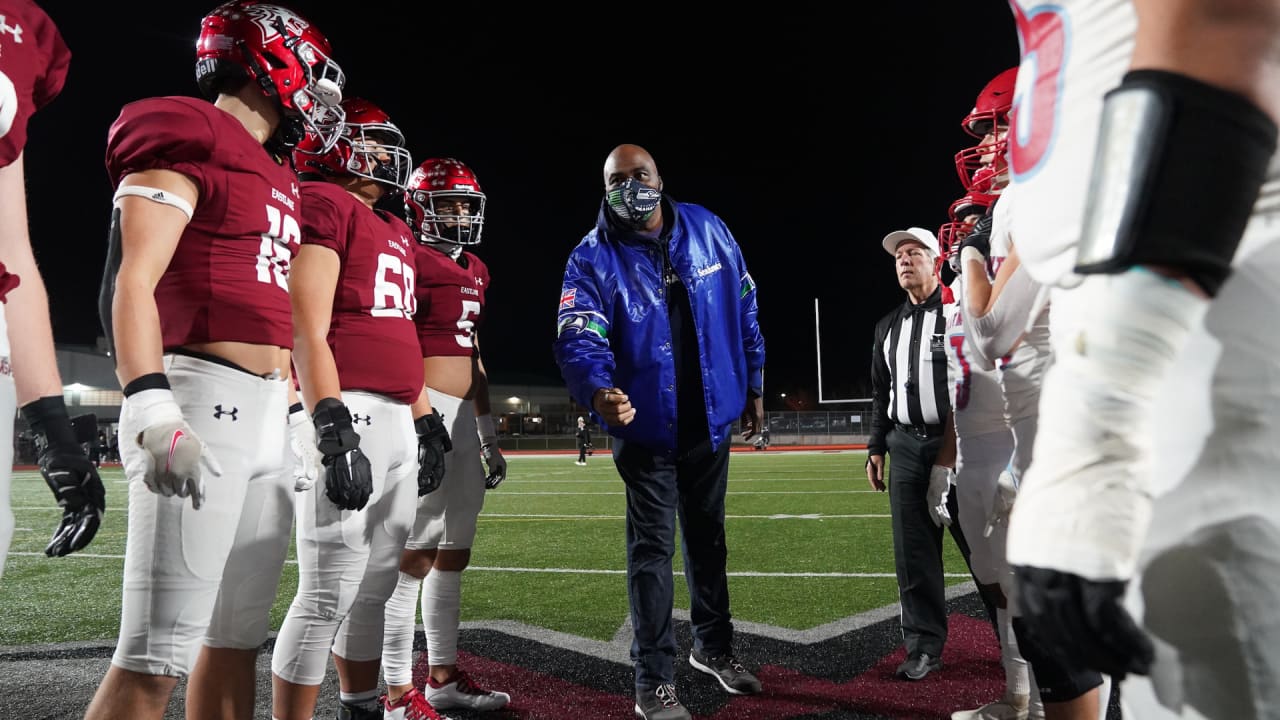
<box><xmin>634</xmin><ymin>683</ymin><xmax>691</xmax><ymax>720</ymax></box>
<box><xmin>689</xmin><ymin>649</ymin><xmax>763</xmax><ymax>695</ymax></box>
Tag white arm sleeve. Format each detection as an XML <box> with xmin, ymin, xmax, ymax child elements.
<box><xmin>966</xmin><ymin>261</ymin><xmax>1044</xmax><ymax>366</ymax></box>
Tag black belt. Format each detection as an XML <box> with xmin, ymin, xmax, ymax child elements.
<box><xmin>895</xmin><ymin>422</ymin><xmax>943</xmax><ymax>439</ymax></box>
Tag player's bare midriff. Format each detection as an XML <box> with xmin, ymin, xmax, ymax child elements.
<box><xmin>423</xmin><ymin>355</ymin><xmax>475</xmax><ymax>400</ymax></box>
<box><xmin>183</xmin><ymin>341</ymin><xmax>292</xmax><ymax>379</ymax></box>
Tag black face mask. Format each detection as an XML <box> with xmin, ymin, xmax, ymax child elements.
<box><xmin>605</xmin><ymin>177</ymin><xmax>661</xmax><ymax>229</ymax></box>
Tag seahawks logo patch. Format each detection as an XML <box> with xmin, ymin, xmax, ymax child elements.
<box><xmin>557</xmin><ymin>311</ymin><xmax>607</xmax><ymax>339</ymax></box>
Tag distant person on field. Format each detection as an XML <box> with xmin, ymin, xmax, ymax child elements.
<box><xmin>576</xmin><ymin>416</ymin><xmax>591</xmax><ymax>465</ymax></box>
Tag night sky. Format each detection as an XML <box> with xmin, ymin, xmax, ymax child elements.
<box><xmin>26</xmin><ymin>2</ymin><xmax>1019</xmax><ymax>409</ymax></box>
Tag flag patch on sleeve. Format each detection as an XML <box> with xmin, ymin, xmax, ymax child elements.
<box><xmin>559</xmin><ymin>288</ymin><xmax>576</xmax><ymax>309</ymax></box>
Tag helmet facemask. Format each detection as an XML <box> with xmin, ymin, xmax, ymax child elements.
<box><xmin>410</xmin><ymin>190</ymin><xmax>486</xmax><ymax>246</ymax></box>
<box><xmin>340</xmin><ymin>124</ymin><xmax>412</xmax><ymax>191</ymax></box>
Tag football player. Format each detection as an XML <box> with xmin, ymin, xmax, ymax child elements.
<box><xmin>86</xmin><ymin>3</ymin><xmax>345</xmax><ymax>720</ymax></box>
<box><xmin>938</xmin><ymin>192</ymin><xmax>1036</xmax><ymax>720</ymax></box>
<box><xmin>270</xmin><ymin>98</ymin><xmax>448</xmax><ymax>720</ymax></box>
<box><xmin>0</xmin><ymin>0</ymin><xmax>105</xmax><ymax>574</ymax></box>
<box><xmin>954</xmin><ymin>65</ymin><xmax>1120</xmax><ymax>720</ymax></box>
<box><xmin>1003</xmin><ymin>1</ymin><xmax>1280</xmax><ymax>718</ymax></box>
<box><xmin>379</xmin><ymin>157</ymin><xmax>511</xmax><ymax>717</ymax></box>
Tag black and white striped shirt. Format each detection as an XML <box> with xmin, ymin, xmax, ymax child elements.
<box><xmin>867</xmin><ymin>286</ymin><xmax>951</xmax><ymax>455</ymax></box>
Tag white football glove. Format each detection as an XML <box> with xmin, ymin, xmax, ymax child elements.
<box><xmin>288</xmin><ymin>406</ymin><xmax>320</xmax><ymax>492</ymax></box>
<box><xmin>926</xmin><ymin>464</ymin><xmax>953</xmax><ymax>527</ymax></box>
<box><xmin>128</xmin><ymin>388</ymin><xmax>222</xmax><ymax>509</ymax></box>
<box><xmin>984</xmin><ymin>467</ymin><xmax>1018</xmax><ymax>538</ymax></box>
<box><xmin>476</xmin><ymin>414</ymin><xmax>506</xmax><ymax>489</ymax></box>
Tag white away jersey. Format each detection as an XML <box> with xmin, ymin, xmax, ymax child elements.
<box><xmin>988</xmin><ymin>191</ymin><xmax>1051</xmax><ymax>423</ymax></box>
<box><xmin>944</xmin><ymin>279</ymin><xmax>1007</xmax><ymax>437</ymax></box>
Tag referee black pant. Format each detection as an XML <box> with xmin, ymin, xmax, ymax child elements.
<box><xmin>887</xmin><ymin>426</ymin><xmax>974</xmax><ymax>658</ymax></box>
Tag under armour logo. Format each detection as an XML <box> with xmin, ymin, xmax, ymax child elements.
<box><xmin>352</xmin><ymin>413</ymin><xmax>371</xmax><ymax>425</ymax></box>
<box><xmin>0</xmin><ymin>15</ymin><xmax>24</xmax><ymax>43</ymax></box>
<box><xmin>213</xmin><ymin>404</ymin><xmax>239</xmax><ymax>421</ymax></box>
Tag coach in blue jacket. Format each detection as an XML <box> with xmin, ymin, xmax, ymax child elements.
<box><xmin>554</xmin><ymin>144</ymin><xmax>767</xmax><ymax>720</ymax></box>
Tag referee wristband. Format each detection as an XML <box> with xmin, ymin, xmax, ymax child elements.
<box><xmin>123</xmin><ymin>372</ymin><xmax>171</xmax><ymax>397</ymax></box>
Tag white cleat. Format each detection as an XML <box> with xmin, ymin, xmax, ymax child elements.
<box><xmin>425</xmin><ymin>670</ymin><xmax>511</xmax><ymax>712</ymax></box>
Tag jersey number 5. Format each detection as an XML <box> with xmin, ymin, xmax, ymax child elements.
<box><xmin>454</xmin><ymin>300</ymin><xmax>480</xmax><ymax>348</ymax></box>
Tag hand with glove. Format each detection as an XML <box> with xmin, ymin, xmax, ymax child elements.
<box><xmin>926</xmin><ymin>464</ymin><xmax>953</xmax><ymax>527</ymax></box>
<box><xmin>414</xmin><ymin>408</ymin><xmax>452</xmax><ymax>496</ymax></box>
<box><xmin>127</xmin><ymin>384</ymin><xmax>221</xmax><ymax>510</ymax></box>
<box><xmin>476</xmin><ymin>414</ymin><xmax>505</xmax><ymax>489</ymax></box>
<box><xmin>287</xmin><ymin>403</ymin><xmax>320</xmax><ymax>492</ymax></box>
<box><xmin>954</xmin><ymin>214</ymin><xmax>993</xmax><ymax>273</ymax></box>
<box><xmin>313</xmin><ymin>397</ymin><xmax>373</xmax><ymax>510</ymax></box>
<box><xmin>984</xmin><ymin>467</ymin><xmax>1019</xmax><ymax>538</ymax></box>
<box><xmin>21</xmin><ymin>396</ymin><xmax>107</xmax><ymax>557</ymax></box>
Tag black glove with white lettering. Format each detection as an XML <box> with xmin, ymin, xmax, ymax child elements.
<box><xmin>1013</xmin><ymin>565</ymin><xmax>1155</xmax><ymax>678</ymax></box>
<box><xmin>414</xmin><ymin>409</ymin><xmax>452</xmax><ymax>496</ymax></box>
<box><xmin>21</xmin><ymin>397</ymin><xmax>106</xmax><ymax>557</ymax></box>
<box><xmin>312</xmin><ymin>397</ymin><xmax>373</xmax><ymax>511</ymax></box>
<box><xmin>959</xmin><ymin>214</ymin><xmax>993</xmax><ymax>260</ymax></box>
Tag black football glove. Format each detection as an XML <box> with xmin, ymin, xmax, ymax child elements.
<box><xmin>958</xmin><ymin>214</ymin><xmax>993</xmax><ymax>260</ymax></box>
<box><xmin>312</xmin><ymin>398</ymin><xmax>373</xmax><ymax>511</ymax></box>
<box><xmin>1013</xmin><ymin>565</ymin><xmax>1155</xmax><ymax>678</ymax></box>
<box><xmin>414</xmin><ymin>409</ymin><xmax>452</xmax><ymax>496</ymax></box>
<box><xmin>21</xmin><ymin>397</ymin><xmax>106</xmax><ymax>557</ymax></box>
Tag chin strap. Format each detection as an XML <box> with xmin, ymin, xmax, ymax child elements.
<box><xmin>429</xmin><ymin>240</ymin><xmax>464</xmax><ymax>261</ymax></box>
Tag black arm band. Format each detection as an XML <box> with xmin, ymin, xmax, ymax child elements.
<box><xmin>20</xmin><ymin>396</ymin><xmax>78</xmax><ymax>451</ymax></box>
<box><xmin>123</xmin><ymin>373</ymin><xmax>171</xmax><ymax>396</ymax></box>
<box><xmin>1074</xmin><ymin>69</ymin><xmax>1278</xmax><ymax>296</ymax></box>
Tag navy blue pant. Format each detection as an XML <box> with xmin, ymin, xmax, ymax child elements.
<box><xmin>613</xmin><ymin>437</ymin><xmax>733</xmax><ymax>691</ymax></box>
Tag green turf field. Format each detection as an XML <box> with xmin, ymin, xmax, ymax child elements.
<box><xmin>0</xmin><ymin>451</ymin><xmax>972</xmax><ymax>646</ymax></box>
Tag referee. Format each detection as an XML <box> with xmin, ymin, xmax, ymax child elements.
<box><xmin>867</xmin><ymin>227</ymin><xmax>974</xmax><ymax>681</ymax></box>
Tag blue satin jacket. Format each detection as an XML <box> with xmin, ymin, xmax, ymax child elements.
<box><xmin>553</xmin><ymin>199</ymin><xmax>765</xmax><ymax>454</ymax></box>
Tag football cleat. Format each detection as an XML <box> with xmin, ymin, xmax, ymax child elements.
<box><xmin>382</xmin><ymin>688</ymin><xmax>451</xmax><ymax>720</ymax></box>
<box><xmin>425</xmin><ymin>669</ymin><xmax>510</xmax><ymax>711</ymax></box>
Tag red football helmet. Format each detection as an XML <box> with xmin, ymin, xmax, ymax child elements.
<box><xmin>196</xmin><ymin>1</ymin><xmax>345</xmax><ymax>150</ymax></box>
<box><xmin>954</xmin><ymin>67</ymin><xmax>1017</xmax><ymax>192</ymax></box>
<box><xmin>293</xmin><ymin>98</ymin><xmax>412</xmax><ymax>190</ymax></box>
<box><xmin>937</xmin><ymin>192</ymin><xmax>996</xmax><ymax>266</ymax></box>
<box><xmin>404</xmin><ymin>158</ymin><xmax>487</xmax><ymax>246</ymax></box>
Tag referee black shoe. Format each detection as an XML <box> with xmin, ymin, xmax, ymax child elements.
<box><xmin>895</xmin><ymin>652</ymin><xmax>942</xmax><ymax>681</ymax></box>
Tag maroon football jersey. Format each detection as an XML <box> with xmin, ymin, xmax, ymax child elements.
<box><xmin>0</xmin><ymin>0</ymin><xmax>69</xmax><ymax>168</ymax></box>
<box><xmin>106</xmin><ymin>96</ymin><xmax>301</xmax><ymax>349</ymax></box>
<box><xmin>301</xmin><ymin>181</ymin><xmax>423</xmax><ymax>404</ymax></box>
<box><xmin>414</xmin><ymin>246</ymin><xmax>489</xmax><ymax>358</ymax></box>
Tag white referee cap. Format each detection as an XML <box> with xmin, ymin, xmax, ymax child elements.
<box><xmin>882</xmin><ymin>227</ymin><xmax>940</xmax><ymax>257</ymax></box>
